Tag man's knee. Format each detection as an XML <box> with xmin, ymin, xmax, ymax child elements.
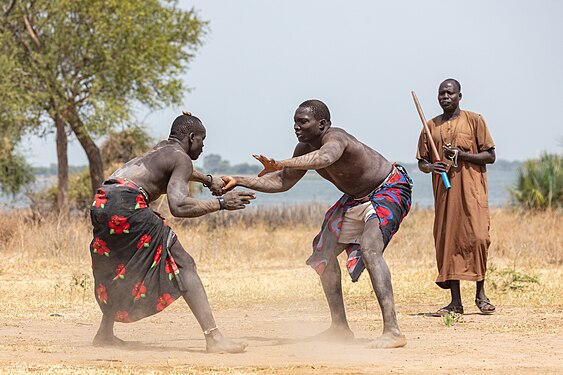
<box><xmin>170</xmin><ymin>242</ymin><xmax>197</xmax><ymax>271</ymax></box>
<box><xmin>359</xmin><ymin>246</ymin><xmax>384</xmax><ymax>264</ymax></box>
<box><xmin>360</xmin><ymin>221</ymin><xmax>385</xmax><ymax>261</ymax></box>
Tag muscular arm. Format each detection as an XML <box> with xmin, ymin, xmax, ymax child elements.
<box><xmin>167</xmin><ymin>157</ymin><xmax>222</xmax><ymax>217</ymax></box>
<box><xmin>277</xmin><ymin>138</ymin><xmax>345</xmax><ymax>170</ymax></box>
<box><xmin>235</xmin><ymin>168</ymin><xmax>306</xmax><ymax>193</ymax></box>
<box><xmin>190</xmin><ymin>169</ymin><xmax>212</xmax><ymax>185</ymax></box>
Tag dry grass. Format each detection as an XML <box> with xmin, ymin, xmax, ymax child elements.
<box><xmin>0</xmin><ymin>206</ymin><xmax>561</xmax><ymax>314</ymax></box>
<box><xmin>0</xmin><ymin>206</ymin><xmax>561</xmax><ymax>374</ymax></box>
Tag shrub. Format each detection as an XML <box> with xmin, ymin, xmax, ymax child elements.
<box><xmin>509</xmin><ymin>153</ymin><xmax>562</xmax><ymax>209</ymax></box>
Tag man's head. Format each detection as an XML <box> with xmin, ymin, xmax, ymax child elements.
<box><xmin>438</xmin><ymin>79</ymin><xmax>462</xmax><ymax>113</ymax></box>
<box><xmin>294</xmin><ymin>99</ymin><xmax>331</xmax><ymax>143</ymax></box>
<box><xmin>169</xmin><ymin>112</ymin><xmax>206</xmax><ymax>160</ymax></box>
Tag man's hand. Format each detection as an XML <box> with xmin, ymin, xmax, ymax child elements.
<box><xmin>208</xmin><ymin>175</ymin><xmax>226</xmax><ymax>196</ymax></box>
<box><xmin>253</xmin><ymin>154</ymin><xmax>284</xmax><ymax>177</ymax></box>
<box><xmin>220</xmin><ymin>176</ymin><xmax>238</xmax><ymax>193</ymax></box>
<box><xmin>431</xmin><ymin>161</ymin><xmax>449</xmax><ymax>174</ymax></box>
<box><xmin>443</xmin><ymin>145</ymin><xmax>461</xmax><ymax>166</ymax></box>
<box><xmin>222</xmin><ymin>190</ymin><xmax>256</xmax><ymax>210</ymax></box>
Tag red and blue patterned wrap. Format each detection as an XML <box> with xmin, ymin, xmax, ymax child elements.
<box><xmin>306</xmin><ymin>163</ymin><xmax>413</xmax><ymax>282</ymax></box>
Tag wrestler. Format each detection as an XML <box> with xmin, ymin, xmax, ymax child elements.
<box><xmin>89</xmin><ymin>112</ymin><xmax>255</xmax><ymax>353</ymax></box>
<box><xmin>222</xmin><ymin>100</ymin><xmax>412</xmax><ymax>348</ymax></box>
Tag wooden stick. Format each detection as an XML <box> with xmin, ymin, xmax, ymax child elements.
<box><xmin>411</xmin><ymin>91</ymin><xmax>451</xmax><ymax>190</ymax></box>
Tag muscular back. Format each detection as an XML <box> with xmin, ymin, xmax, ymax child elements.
<box><xmin>299</xmin><ymin>128</ymin><xmax>392</xmax><ymax>198</ymax></box>
<box><xmin>110</xmin><ymin>140</ymin><xmax>193</xmax><ymax>203</ymax></box>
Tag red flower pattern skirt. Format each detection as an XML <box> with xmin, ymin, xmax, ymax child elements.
<box><xmin>89</xmin><ymin>179</ymin><xmax>182</xmax><ymax>323</ymax></box>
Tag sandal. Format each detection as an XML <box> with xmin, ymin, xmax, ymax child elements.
<box><xmin>436</xmin><ymin>304</ymin><xmax>464</xmax><ymax>316</ymax></box>
<box><xmin>475</xmin><ymin>298</ymin><xmax>496</xmax><ymax>314</ymax></box>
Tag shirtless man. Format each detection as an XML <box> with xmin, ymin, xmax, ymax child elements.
<box><xmin>89</xmin><ymin>112</ymin><xmax>255</xmax><ymax>353</ymax></box>
<box><xmin>222</xmin><ymin>100</ymin><xmax>412</xmax><ymax>348</ymax></box>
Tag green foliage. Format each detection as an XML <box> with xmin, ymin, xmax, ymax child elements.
<box><xmin>0</xmin><ymin>0</ymin><xmax>207</xmax><ymax>200</ymax></box>
<box><xmin>0</xmin><ymin>152</ymin><xmax>35</xmax><ymax>196</ymax></box>
<box><xmin>509</xmin><ymin>153</ymin><xmax>562</xmax><ymax>209</ymax></box>
<box><xmin>442</xmin><ymin>312</ymin><xmax>463</xmax><ymax>327</ymax></box>
<box><xmin>0</xmin><ymin>0</ymin><xmax>207</xmax><ymax>134</ymax></box>
<box><xmin>488</xmin><ymin>267</ymin><xmax>540</xmax><ymax>292</ymax></box>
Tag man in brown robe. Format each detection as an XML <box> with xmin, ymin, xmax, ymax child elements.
<box><xmin>416</xmin><ymin>79</ymin><xmax>496</xmax><ymax>315</ymax></box>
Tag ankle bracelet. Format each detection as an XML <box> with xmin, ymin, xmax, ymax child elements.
<box><xmin>203</xmin><ymin>326</ymin><xmax>219</xmax><ymax>335</ymax></box>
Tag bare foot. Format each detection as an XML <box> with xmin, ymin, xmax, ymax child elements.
<box><xmin>92</xmin><ymin>333</ymin><xmax>126</xmax><ymax>347</ymax></box>
<box><xmin>206</xmin><ymin>336</ymin><xmax>247</xmax><ymax>354</ymax></box>
<box><xmin>368</xmin><ymin>332</ymin><xmax>407</xmax><ymax>349</ymax></box>
<box><xmin>311</xmin><ymin>326</ymin><xmax>355</xmax><ymax>342</ymax></box>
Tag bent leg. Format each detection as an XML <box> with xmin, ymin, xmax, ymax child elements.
<box><xmin>171</xmin><ymin>240</ymin><xmax>246</xmax><ymax>353</ymax></box>
<box><xmin>316</xmin><ymin>245</ymin><xmax>354</xmax><ymax>341</ymax></box>
<box><xmin>360</xmin><ymin>220</ymin><xmax>406</xmax><ymax>348</ymax></box>
<box><xmin>93</xmin><ymin>314</ymin><xmax>125</xmax><ymax>347</ymax></box>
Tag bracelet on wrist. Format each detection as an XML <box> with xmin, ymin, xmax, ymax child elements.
<box><xmin>203</xmin><ymin>174</ymin><xmax>213</xmax><ymax>188</ymax></box>
<box><xmin>217</xmin><ymin>196</ymin><xmax>226</xmax><ymax>210</ymax></box>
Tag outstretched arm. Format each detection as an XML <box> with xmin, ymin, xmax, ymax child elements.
<box><xmin>227</xmin><ymin>168</ymin><xmax>306</xmax><ymax>193</ymax></box>
<box><xmin>254</xmin><ymin>138</ymin><xmax>346</xmax><ymax>176</ymax></box>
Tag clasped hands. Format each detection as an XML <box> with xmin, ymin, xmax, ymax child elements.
<box><xmin>203</xmin><ymin>153</ymin><xmax>282</xmax><ymax>196</ymax></box>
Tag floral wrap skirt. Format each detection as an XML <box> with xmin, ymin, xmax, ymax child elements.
<box><xmin>89</xmin><ymin>179</ymin><xmax>182</xmax><ymax>323</ymax></box>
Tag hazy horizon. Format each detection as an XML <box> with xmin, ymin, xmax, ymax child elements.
<box><xmin>23</xmin><ymin>0</ymin><xmax>563</xmax><ymax>167</ymax></box>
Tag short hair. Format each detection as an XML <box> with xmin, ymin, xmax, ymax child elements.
<box><xmin>299</xmin><ymin>99</ymin><xmax>331</xmax><ymax>124</ymax></box>
<box><xmin>441</xmin><ymin>78</ymin><xmax>462</xmax><ymax>92</ymax></box>
<box><xmin>169</xmin><ymin>112</ymin><xmax>204</xmax><ymax>140</ymax></box>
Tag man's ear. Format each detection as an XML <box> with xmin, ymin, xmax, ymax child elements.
<box><xmin>459</xmin><ymin>92</ymin><xmax>463</xmax><ymax>100</ymax></box>
<box><xmin>188</xmin><ymin>132</ymin><xmax>196</xmax><ymax>142</ymax></box>
<box><xmin>319</xmin><ymin>119</ymin><xmax>326</xmax><ymax>129</ymax></box>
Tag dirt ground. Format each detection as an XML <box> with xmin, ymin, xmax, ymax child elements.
<box><xmin>1</xmin><ymin>302</ymin><xmax>561</xmax><ymax>374</ymax></box>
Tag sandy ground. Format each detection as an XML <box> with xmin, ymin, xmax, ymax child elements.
<box><xmin>1</xmin><ymin>302</ymin><xmax>561</xmax><ymax>374</ymax></box>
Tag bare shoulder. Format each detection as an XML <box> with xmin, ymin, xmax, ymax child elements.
<box><xmin>323</xmin><ymin>127</ymin><xmax>356</xmax><ymax>143</ymax></box>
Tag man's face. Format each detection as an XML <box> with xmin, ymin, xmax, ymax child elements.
<box><xmin>188</xmin><ymin>131</ymin><xmax>206</xmax><ymax>160</ymax></box>
<box><xmin>293</xmin><ymin>106</ymin><xmax>323</xmax><ymax>143</ymax></box>
<box><xmin>438</xmin><ymin>81</ymin><xmax>461</xmax><ymax>112</ymax></box>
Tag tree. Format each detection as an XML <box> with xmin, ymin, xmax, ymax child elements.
<box><xmin>0</xmin><ymin>54</ymin><xmax>35</xmax><ymax>196</ymax></box>
<box><xmin>30</xmin><ymin>127</ymin><xmax>154</xmax><ymax>214</ymax></box>
<box><xmin>203</xmin><ymin>154</ymin><xmax>231</xmax><ymax>174</ymax></box>
<box><xmin>0</xmin><ymin>0</ymin><xmax>206</xmax><ymax>214</ymax></box>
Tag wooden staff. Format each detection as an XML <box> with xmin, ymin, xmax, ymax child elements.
<box><xmin>411</xmin><ymin>91</ymin><xmax>451</xmax><ymax>190</ymax></box>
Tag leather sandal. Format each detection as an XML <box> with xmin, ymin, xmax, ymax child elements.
<box><xmin>475</xmin><ymin>298</ymin><xmax>496</xmax><ymax>314</ymax></box>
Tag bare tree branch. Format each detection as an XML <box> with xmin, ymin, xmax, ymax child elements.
<box><xmin>23</xmin><ymin>14</ymin><xmax>40</xmax><ymax>48</ymax></box>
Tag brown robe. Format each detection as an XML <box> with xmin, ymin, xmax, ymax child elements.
<box><xmin>416</xmin><ymin>110</ymin><xmax>495</xmax><ymax>286</ymax></box>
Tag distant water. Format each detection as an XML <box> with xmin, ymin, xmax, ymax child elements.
<box><xmin>1</xmin><ymin>165</ymin><xmax>518</xmax><ymax>209</ymax></box>
<box><xmin>196</xmin><ymin>165</ymin><xmax>518</xmax><ymax>209</ymax></box>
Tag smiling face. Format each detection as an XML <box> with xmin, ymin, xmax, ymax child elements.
<box><xmin>438</xmin><ymin>80</ymin><xmax>462</xmax><ymax>113</ymax></box>
<box><xmin>293</xmin><ymin>106</ymin><xmax>325</xmax><ymax>143</ymax></box>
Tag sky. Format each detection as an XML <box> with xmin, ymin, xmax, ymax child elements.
<box><xmin>25</xmin><ymin>0</ymin><xmax>563</xmax><ymax>167</ymax></box>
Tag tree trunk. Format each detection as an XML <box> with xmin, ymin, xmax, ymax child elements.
<box><xmin>55</xmin><ymin>114</ymin><xmax>69</xmax><ymax>216</ymax></box>
<box><xmin>67</xmin><ymin>107</ymin><xmax>104</xmax><ymax>195</ymax></box>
